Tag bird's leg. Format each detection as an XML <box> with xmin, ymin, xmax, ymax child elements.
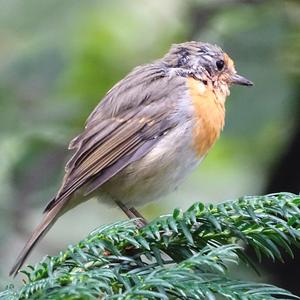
<box><xmin>115</xmin><ymin>201</ymin><xmax>145</xmax><ymax>228</ymax></box>
<box><xmin>115</xmin><ymin>200</ymin><xmax>136</xmax><ymax>219</ymax></box>
<box><xmin>129</xmin><ymin>207</ymin><xmax>148</xmax><ymax>225</ymax></box>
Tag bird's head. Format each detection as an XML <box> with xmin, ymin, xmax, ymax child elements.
<box><xmin>162</xmin><ymin>41</ymin><xmax>253</xmax><ymax>96</ymax></box>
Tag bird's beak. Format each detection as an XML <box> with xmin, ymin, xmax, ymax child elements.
<box><xmin>230</xmin><ymin>74</ymin><xmax>253</xmax><ymax>86</ymax></box>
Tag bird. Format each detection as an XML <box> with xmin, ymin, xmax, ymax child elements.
<box><xmin>10</xmin><ymin>41</ymin><xmax>253</xmax><ymax>276</ymax></box>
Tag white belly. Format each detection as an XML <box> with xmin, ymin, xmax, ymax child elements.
<box><xmin>99</xmin><ymin>121</ymin><xmax>203</xmax><ymax>207</ymax></box>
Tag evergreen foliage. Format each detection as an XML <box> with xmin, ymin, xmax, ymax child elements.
<box><xmin>2</xmin><ymin>193</ymin><xmax>300</xmax><ymax>299</ymax></box>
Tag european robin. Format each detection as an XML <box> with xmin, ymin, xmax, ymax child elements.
<box><xmin>10</xmin><ymin>41</ymin><xmax>253</xmax><ymax>276</ymax></box>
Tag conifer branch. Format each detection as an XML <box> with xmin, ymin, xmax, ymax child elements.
<box><xmin>1</xmin><ymin>193</ymin><xmax>300</xmax><ymax>299</ymax></box>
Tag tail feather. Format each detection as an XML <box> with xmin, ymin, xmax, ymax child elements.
<box><xmin>9</xmin><ymin>199</ymin><xmax>67</xmax><ymax>277</ymax></box>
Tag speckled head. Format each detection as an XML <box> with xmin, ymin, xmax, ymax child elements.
<box><xmin>162</xmin><ymin>41</ymin><xmax>253</xmax><ymax>88</ymax></box>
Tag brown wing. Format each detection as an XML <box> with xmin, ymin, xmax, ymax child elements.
<box><xmin>44</xmin><ymin>64</ymin><xmax>187</xmax><ymax>212</ymax></box>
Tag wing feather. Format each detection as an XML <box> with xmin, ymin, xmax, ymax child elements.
<box><xmin>44</xmin><ymin>64</ymin><xmax>187</xmax><ymax>212</ymax></box>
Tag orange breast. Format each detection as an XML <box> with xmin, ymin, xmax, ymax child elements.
<box><xmin>187</xmin><ymin>77</ymin><xmax>225</xmax><ymax>158</ymax></box>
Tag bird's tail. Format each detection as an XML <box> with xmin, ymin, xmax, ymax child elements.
<box><xmin>9</xmin><ymin>199</ymin><xmax>67</xmax><ymax>277</ymax></box>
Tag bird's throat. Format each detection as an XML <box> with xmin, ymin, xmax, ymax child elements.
<box><xmin>187</xmin><ymin>77</ymin><xmax>226</xmax><ymax>158</ymax></box>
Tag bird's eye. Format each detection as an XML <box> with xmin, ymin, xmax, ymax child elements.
<box><xmin>216</xmin><ymin>60</ymin><xmax>225</xmax><ymax>71</ymax></box>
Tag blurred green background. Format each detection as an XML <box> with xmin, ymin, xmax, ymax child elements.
<box><xmin>1</xmin><ymin>0</ymin><xmax>300</xmax><ymax>293</ymax></box>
